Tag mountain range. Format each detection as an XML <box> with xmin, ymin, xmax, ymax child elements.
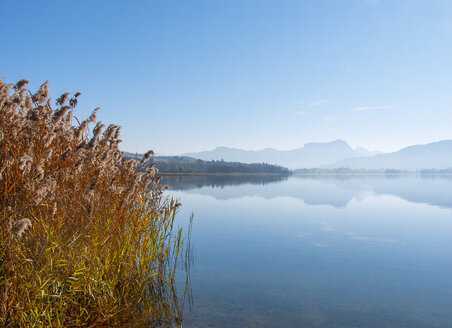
<box><xmin>184</xmin><ymin>139</ymin><xmax>452</xmax><ymax>170</ymax></box>
<box><xmin>321</xmin><ymin>139</ymin><xmax>452</xmax><ymax>170</ymax></box>
<box><xmin>184</xmin><ymin>140</ymin><xmax>379</xmax><ymax>169</ymax></box>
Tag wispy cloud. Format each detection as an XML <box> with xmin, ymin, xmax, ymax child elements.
<box><xmin>347</xmin><ymin>232</ymin><xmax>397</xmax><ymax>244</ymax></box>
<box><xmin>293</xmin><ymin>98</ymin><xmax>329</xmax><ymax>116</ymax></box>
<box><xmin>308</xmin><ymin>99</ymin><xmax>330</xmax><ymax>107</ymax></box>
<box><xmin>351</xmin><ymin>235</ymin><xmax>397</xmax><ymax>243</ymax></box>
<box><xmin>351</xmin><ymin>105</ymin><xmax>395</xmax><ymax>112</ymax></box>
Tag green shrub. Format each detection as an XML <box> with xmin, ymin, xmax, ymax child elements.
<box><xmin>0</xmin><ymin>79</ymin><xmax>192</xmax><ymax>327</ymax></box>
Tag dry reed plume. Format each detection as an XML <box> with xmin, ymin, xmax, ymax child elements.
<box><xmin>0</xmin><ymin>78</ymin><xmax>192</xmax><ymax>327</ymax></box>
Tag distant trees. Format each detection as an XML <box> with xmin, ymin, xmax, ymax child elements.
<box><xmin>144</xmin><ymin>156</ymin><xmax>291</xmax><ymax>174</ymax></box>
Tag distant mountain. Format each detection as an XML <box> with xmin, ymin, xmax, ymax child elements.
<box><xmin>322</xmin><ymin>140</ymin><xmax>452</xmax><ymax>170</ymax></box>
<box><xmin>184</xmin><ymin>140</ymin><xmax>378</xmax><ymax>169</ymax></box>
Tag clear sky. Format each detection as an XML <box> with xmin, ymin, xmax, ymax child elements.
<box><xmin>1</xmin><ymin>0</ymin><xmax>452</xmax><ymax>154</ymax></box>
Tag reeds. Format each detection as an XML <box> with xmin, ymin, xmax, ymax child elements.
<box><xmin>0</xmin><ymin>78</ymin><xmax>192</xmax><ymax>327</ymax></box>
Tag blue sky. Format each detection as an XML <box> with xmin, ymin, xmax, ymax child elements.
<box><xmin>2</xmin><ymin>0</ymin><xmax>452</xmax><ymax>154</ymax></box>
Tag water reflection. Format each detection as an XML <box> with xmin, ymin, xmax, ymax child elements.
<box><xmin>165</xmin><ymin>174</ymin><xmax>452</xmax><ymax>209</ymax></box>
<box><xmin>162</xmin><ymin>174</ymin><xmax>289</xmax><ymax>190</ymax></box>
<box><xmin>169</xmin><ymin>174</ymin><xmax>452</xmax><ymax>328</ymax></box>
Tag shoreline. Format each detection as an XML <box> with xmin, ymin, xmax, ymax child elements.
<box><xmin>294</xmin><ymin>172</ymin><xmax>452</xmax><ymax>177</ymax></box>
<box><xmin>158</xmin><ymin>172</ymin><xmax>292</xmax><ymax>177</ymax></box>
<box><xmin>158</xmin><ymin>172</ymin><xmax>452</xmax><ymax>177</ymax></box>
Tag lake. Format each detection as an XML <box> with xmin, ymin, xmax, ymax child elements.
<box><xmin>164</xmin><ymin>174</ymin><xmax>452</xmax><ymax>328</ymax></box>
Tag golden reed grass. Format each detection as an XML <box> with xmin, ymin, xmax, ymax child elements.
<box><xmin>0</xmin><ymin>78</ymin><xmax>192</xmax><ymax>327</ymax></box>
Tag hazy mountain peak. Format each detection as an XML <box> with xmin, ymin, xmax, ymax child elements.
<box><xmin>214</xmin><ymin>146</ymin><xmax>238</xmax><ymax>151</ymax></box>
<box><xmin>322</xmin><ymin>139</ymin><xmax>452</xmax><ymax>170</ymax></box>
<box><xmin>331</xmin><ymin>139</ymin><xmax>348</xmax><ymax>144</ymax></box>
<box><xmin>354</xmin><ymin>146</ymin><xmax>381</xmax><ymax>157</ymax></box>
<box><xmin>304</xmin><ymin>139</ymin><xmax>348</xmax><ymax>146</ymax></box>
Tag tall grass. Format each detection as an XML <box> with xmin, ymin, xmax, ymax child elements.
<box><xmin>0</xmin><ymin>78</ymin><xmax>192</xmax><ymax>327</ymax></box>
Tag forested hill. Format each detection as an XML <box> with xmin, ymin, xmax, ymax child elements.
<box><xmin>123</xmin><ymin>153</ymin><xmax>291</xmax><ymax>174</ymax></box>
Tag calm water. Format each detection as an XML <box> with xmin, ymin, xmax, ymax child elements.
<box><xmin>165</xmin><ymin>175</ymin><xmax>452</xmax><ymax>328</ymax></box>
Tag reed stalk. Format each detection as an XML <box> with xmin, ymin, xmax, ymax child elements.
<box><xmin>0</xmin><ymin>78</ymin><xmax>192</xmax><ymax>327</ymax></box>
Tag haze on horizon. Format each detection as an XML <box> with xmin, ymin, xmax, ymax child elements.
<box><xmin>2</xmin><ymin>0</ymin><xmax>452</xmax><ymax>155</ymax></box>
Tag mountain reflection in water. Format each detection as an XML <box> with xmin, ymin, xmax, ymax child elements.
<box><xmin>169</xmin><ymin>174</ymin><xmax>452</xmax><ymax>328</ymax></box>
<box><xmin>163</xmin><ymin>174</ymin><xmax>452</xmax><ymax>209</ymax></box>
